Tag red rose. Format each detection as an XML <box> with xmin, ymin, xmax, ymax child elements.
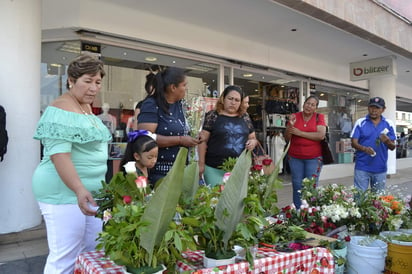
<box><xmin>253</xmin><ymin>164</ymin><xmax>263</xmax><ymax>171</ymax></box>
<box><xmin>282</xmin><ymin>205</ymin><xmax>291</xmax><ymax>211</ymax></box>
<box><xmin>123</xmin><ymin>195</ymin><xmax>132</xmax><ymax>204</ymax></box>
<box><xmin>344</xmin><ymin>235</ymin><xmax>351</xmax><ymax>242</ymax></box>
<box><xmin>262</xmin><ymin>158</ymin><xmax>272</xmax><ymax>166</ymax></box>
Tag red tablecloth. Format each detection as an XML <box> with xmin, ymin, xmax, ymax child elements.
<box><xmin>74</xmin><ymin>250</ymin><xmax>125</xmax><ymax>274</ymax></box>
<box><xmin>177</xmin><ymin>248</ymin><xmax>334</xmax><ymax>273</ymax></box>
<box><xmin>74</xmin><ymin>248</ymin><xmax>334</xmax><ymax>274</ymax></box>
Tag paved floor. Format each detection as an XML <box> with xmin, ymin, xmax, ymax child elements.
<box><xmin>0</xmin><ymin>166</ymin><xmax>411</xmax><ymax>273</ymax></box>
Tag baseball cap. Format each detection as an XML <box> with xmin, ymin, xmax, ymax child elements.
<box><xmin>368</xmin><ymin>97</ymin><xmax>385</xmax><ymax>108</ymax></box>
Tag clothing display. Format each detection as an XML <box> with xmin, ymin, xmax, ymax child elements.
<box><xmin>98</xmin><ymin>103</ymin><xmax>117</xmax><ymax>134</ymax></box>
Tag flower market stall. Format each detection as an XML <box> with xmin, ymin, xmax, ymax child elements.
<box><xmin>72</xmin><ymin>100</ymin><xmax>411</xmax><ymax>273</ymax></box>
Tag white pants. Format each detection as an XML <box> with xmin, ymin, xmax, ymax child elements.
<box><xmin>38</xmin><ymin>202</ymin><xmax>103</xmax><ymax>274</ymax></box>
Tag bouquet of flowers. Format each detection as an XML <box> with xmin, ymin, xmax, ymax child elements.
<box><xmin>183</xmin><ymin>96</ymin><xmax>207</xmax><ymax>162</ymax></box>
<box><xmin>280</xmin><ymin>177</ymin><xmax>412</xmax><ymax>236</ymax></box>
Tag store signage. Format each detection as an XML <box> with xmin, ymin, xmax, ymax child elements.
<box><xmin>81</xmin><ymin>42</ymin><xmax>101</xmax><ymax>54</ymax></box>
<box><xmin>349</xmin><ymin>56</ymin><xmax>396</xmax><ymax>81</ymax></box>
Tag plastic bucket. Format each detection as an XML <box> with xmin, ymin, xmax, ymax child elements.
<box><xmin>346</xmin><ymin>236</ymin><xmax>387</xmax><ymax>274</ymax></box>
<box><xmin>385</xmin><ymin>242</ymin><xmax>412</xmax><ymax>274</ymax></box>
<box><xmin>332</xmin><ymin>246</ymin><xmax>347</xmax><ymax>274</ymax></box>
<box><xmin>380</xmin><ymin>231</ymin><xmax>412</xmax><ymax>274</ymax></box>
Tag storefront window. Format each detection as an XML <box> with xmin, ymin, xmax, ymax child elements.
<box><xmin>41</xmin><ymin>41</ymin><xmax>220</xmax><ymax>116</ymax></box>
<box><xmin>310</xmin><ymin>85</ymin><xmax>369</xmax><ymax>164</ymax></box>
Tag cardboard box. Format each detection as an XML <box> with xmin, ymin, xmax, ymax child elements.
<box><xmin>336</xmin><ymin>139</ymin><xmax>353</xmax><ymax>153</ymax></box>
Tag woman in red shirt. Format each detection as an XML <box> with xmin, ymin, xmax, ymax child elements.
<box><xmin>285</xmin><ymin>96</ymin><xmax>326</xmax><ymax>208</ymax></box>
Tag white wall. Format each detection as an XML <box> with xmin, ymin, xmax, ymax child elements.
<box><xmin>0</xmin><ymin>0</ymin><xmax>42</xmax><ymax>233</ymax></box>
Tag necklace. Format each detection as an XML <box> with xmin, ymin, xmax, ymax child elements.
<box><xmin>68</xmin><ymin>92</ymin><xmax>92</xmax><ymax>115</ymax></box>
<box><xmin>68</xmin><ymin>92</ymin><xmax>100</xmax><ymax>128</ymax></box>
<box><xmin>303</xmin><ymin>114</ymin><xmax>313</xmax><ymax>127</ymax></box>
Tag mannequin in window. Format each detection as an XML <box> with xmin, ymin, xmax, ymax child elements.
<box><xmin>126</xmin><ymin>101</ymin><xmax>142</xmax><ymax>134</ymax></box>
<box><xmin>98</xmin><ymin>103</ymin><xmax>117</xmax><ymax>135</ymax></box>
<box><xmin>339</xmin><ymin>112</ymin><xmax>352</xmax><ymax>138</ymax></box>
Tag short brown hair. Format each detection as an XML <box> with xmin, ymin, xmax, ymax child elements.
<box><xmin>66</xmin><ymin>54</ymin><xmax>105</xmax><ymax>89</ymax></box>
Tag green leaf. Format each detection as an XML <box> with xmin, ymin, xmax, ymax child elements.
<box><xmin>264</xmin><ymin>141</ymin><xmax>290</xmax><ymax>201</ymax></box>
<box><xmin>140</xmin><ymin>147</ymin><xmax>188</xmax><ymax>262</ymax></box>
<box><xmin>182</xmin><ymin>161</ymin><xmax>199</xmax><ymax>202</ymax></box>
<box><xmin>215</xmin><ymin>149</ymin><xmax>252</xmax><ymax>249</ymax></box>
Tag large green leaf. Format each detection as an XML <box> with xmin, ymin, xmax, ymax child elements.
<box><xmin>264</xmin><ymin>141</ymin><xmax>290</xmax><ymax>200</ymax></box>
<box><xmin>182</xmin><ymin>161</ymin><xmax>199</xmax><ymax>202</ymax></box>
<box><xmin>215</xmin><ymin>149</ymin><xmax>251</xmax><ymax>248</ymax></box>
<box><xmin>140</xmin><ymin>148</ymin><xmax>188</xmax><ymax>261</ymax></box>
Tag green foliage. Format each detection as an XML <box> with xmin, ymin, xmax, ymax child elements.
<box><xmin>140</xmin><ymin>148</ymin><xmax>188</xmax><ymax>261</ymax></box>
<box><xmin>94</xmin><ymin>148</ymin><xmax>197</xmax><ymax>271</ymax></box>
<box><xmin>215</xmin><ymin>150</ymin><xmax>251</xmax><ymax>248</ymax></box>
<box><xmin>259</xmin><ymin>223</ymin><xmax>307</xmax><ymax>246</ymax></box>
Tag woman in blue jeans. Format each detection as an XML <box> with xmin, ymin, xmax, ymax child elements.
<box><xmin>285</xmin><ymin>96</ymin><xmax>327</xmax><ymax>208</ymax></box>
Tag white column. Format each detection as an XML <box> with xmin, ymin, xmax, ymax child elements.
<box><xmin>0</xmin><ymin>0</ymin><xmax>42</xmax><ymax>233</ymax></box>
<box><xmin>369</xmin><ymin>76</ymin><xmax>397</xmax><ymax>174</ymax></box>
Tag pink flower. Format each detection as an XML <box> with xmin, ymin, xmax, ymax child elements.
<box><xmin>222</xmin><ymin>172</ymin><xmax>231</xmax><ymax>183</ymax></box>
<box><xmin>103</xmin><ymin>209</ymin><xmax>112</xmax><ymax>223</ymax></box>
<box><xmin>123</xmin><ymin>195</ymin><xmax>132</xmax><ymax>204</ymax></box>
<box><xmin>135</xmin><ymin>176</ymin><xmax>148</xmax><ymax>188</ymax></box>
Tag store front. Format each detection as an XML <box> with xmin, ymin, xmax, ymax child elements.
<box><xmin>41</xmin><ymin>38</ymin><xmax>370</xmax><ymax>169</ymax></box>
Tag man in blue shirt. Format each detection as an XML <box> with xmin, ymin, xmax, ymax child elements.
<box><xmin>350</xmin><ymin>97</ymin><xmax>396</xmax><ymax>191</ymax></box>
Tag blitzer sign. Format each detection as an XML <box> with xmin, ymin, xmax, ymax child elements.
<box><xmin>349</xmin><ymin>56</ymin><xmax>396</xmax><ymax>81</ymax></box>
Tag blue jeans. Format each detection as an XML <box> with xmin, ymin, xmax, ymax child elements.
<box><xmin>354</xmin><ymin>169</ymin><xmax>386</xmax><ymax>192</ymax></box>
<box><xmin>289</xmin><ymin>156</ymin><xmax>323</xmax><ymax>208</ymax></box>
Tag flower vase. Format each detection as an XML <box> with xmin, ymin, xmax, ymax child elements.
<box><xmin>203</xmin><ymin>255</ymin><xmax>236</xmax><ymax>268</ymax></box>
<box><xmin>332</xmin><ymin>246</ymin><xmax>347</xmax><ymax>274</ymax></box>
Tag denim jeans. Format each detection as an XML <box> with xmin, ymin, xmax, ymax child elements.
<box><xmin>288</xmin><ymin>156</ymin><xmax>323</xmax><ymax>208</ymax></box>
<box><xmin>354</xmin><ymin>169</ymin><xmax>386</xmax><ymax>192</ymax></box>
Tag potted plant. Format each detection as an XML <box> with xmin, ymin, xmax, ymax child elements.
<box><xmin>93</xmin><ymin>148</ymin><xmax>197</xmax><ymax>273</ymax></box>
<box><xmin>181</xmin><ymin>149</ymin><xmax>267</xmax><ymax>268</ymax></box>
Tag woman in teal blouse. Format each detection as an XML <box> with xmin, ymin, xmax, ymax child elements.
<box><xmin>32</xmin><ymin>54</ymin><xmax>112</xmax><ymax>274</ymax></box>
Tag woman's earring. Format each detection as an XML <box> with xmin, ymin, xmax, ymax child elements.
<box><xmin>69</xmin><ymin>84</ymin><xmax>73</xmax><ymax>89</ymax></box>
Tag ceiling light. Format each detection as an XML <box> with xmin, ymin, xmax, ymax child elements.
<box><xmin>320</xmin><ymin>93</ymin><xmax>324</xmax><ymax>96</ymax></box>
<box><xmin>358</xmin><ymin>99</ymin><xmax>362</xmax><ymax>102</ymax></box>
<box><xmin>172</xmin><ymin>60</ymin><xmax>176</xmax><ymax>64</ymax></box>
<box><xmin>123</xmin><ymin>52</ymin><xmax>127</xmax><ymax>56</ymax></box>
<box><xmin>243</xmin><ymin>73</ymin><xmax>253</xmax><ymax>78</ymax></box>
<box><xmin>145</xmin><ymin>56</ymin><xmax>157</xmax><ymax>62</ymax></box>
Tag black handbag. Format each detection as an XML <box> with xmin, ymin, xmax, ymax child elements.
<box><xmin>317</xmin><ymin>114</ymin><xmax>334</xmax><ymax>165</ymax></box>
<box><xmin>320</xmin><ymin>138</ymin><xmax>334</xmax><ymax>164</ymax></box>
